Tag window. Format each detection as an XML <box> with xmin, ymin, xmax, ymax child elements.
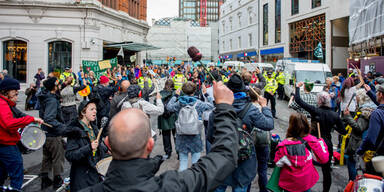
<box><xmin>230</xmin><ymin>39</ymin><xmax>233</xmax><ymax>50</ymax></box>
<box><xmin>229</xmin><ymin>17</ymin><xmax>233</xmax><ymax>31</ymax></box>
<box><xmin>312</xmin><ymin>0</ymin><xmax>321</xmax><ymax>8</ymax></box>
<box><xmin>275</xmin><ymin>0</ymin><xmax>281</xmax><ymax>43</ymax></box>
<box><xmin>238</xmin><ymin>36</ymin><xmax>241</xmax><ymax>48</ymax></box>
<box><xmin>263</xmin><ymin>3</ymin><xmax>268</xmax><ymax>45</ymax></box>
<box><xmin>238</xmin><ymin>13</ymin><xmax>242</xmax><ymax>28</ymax></box>
<box><xmin>48</xmin><ymin>41</ymin><xmax>72</xmax><ymax>73</ymax></box>
<box><xmin>291</xmin><ymin>0</ymin><xmax>299</xmax><ymax>15</ymax></box>
<box><xmin>223</xmin><ymin>41</ymin><xmax>225</xmax><ymax>51</ymax></box>
<box><xmin>222</xmin><ymin>23</ymin><xmax>225</xmax><ymax>33</ymax></box>
<box><xmin>3</xmin><ymin>40</ymin><xmax>27</xmax><ymax>82</ymax></box>
<box><xmin>249</xmin><ymin>33</ymin><xmax>253</xmax><ymax>47</ymax></box>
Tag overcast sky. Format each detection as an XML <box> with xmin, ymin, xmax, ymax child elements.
<box><xmin>147</xmin><ymin>0</ymin><xmax>179</xmax><ymax>25</ymax></box>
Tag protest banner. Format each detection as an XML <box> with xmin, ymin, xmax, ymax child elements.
<box><xmin>82</xmin><ymin>58</ymin><xmax>118</xmax><ymax>80</ymax></box>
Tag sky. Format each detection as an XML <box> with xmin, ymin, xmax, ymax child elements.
<box><xmin>147</xmin><ymin>0</ymin><xmax>179</xmax><ymax>25</ymax></box>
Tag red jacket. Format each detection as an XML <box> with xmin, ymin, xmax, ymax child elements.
<box><xmin>0</xmin><ymin>95</ymin><xmax>34</xmax><ymax>145</ymax></box>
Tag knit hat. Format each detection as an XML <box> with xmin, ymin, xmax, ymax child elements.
<box><xmin>0</xmin><ymin>78</ymin><xmax>20</xmax><ymax>91</ymax></box>
<box><xmin>377</xmin><ymin>85</ymin><xmax>384</xmax><ymax>93</ymax></box>
<box><xmin>99</xmin><ymin>75</ymin><xmax>109</xmax><ymax>84</ymax></box>
<box><xmin>43</xmin><ymin>77</ymin><xmax>58</xmax><ymax>91</ymax></box>
<box><xmin>127</xmin><ymin>84</ymin><xmax>141</xmax><ymax>99</ymax></box>
<box><xmin>226</xmin><ymin>74</ymin><xmax>245</xmax><ymax>93</ymax></box>
<box><xmin>78</xmin><ymin>98</ymin><xmax>99</xmax><ymax>115</ymax></box>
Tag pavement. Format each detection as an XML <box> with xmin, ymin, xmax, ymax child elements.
<box><xmin>12</xmin><ymin>91</ymin><xmax>349</xmax><ymax>192</ymax></box>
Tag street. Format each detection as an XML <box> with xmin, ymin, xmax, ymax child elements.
<box><xmin>13</xmin><ymin>92</ymin><xmax>350</xmax><ymax>192</ymax></box>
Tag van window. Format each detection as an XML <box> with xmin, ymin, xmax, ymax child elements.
<box><xmin>295</xmin><ymin>70</ymin><xmax>327</xmax><ymax>84</ymax></box>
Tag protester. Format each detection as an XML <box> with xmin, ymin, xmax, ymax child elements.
<box><xmin>294</xmin><ymin>82</ymin><xmax>347</xmax><ymax>192</ymax></box>
<box><xmin>274</xmin><ymin>113</ymin><xmax>329</xmax><ymax>192</ymax></box>
<box><xmin>158</xmin><ymin>79</ymin><xmax>177</xmax><ymax>159</ymax></box>
<box><xmin>289</xmin><ymin>81</ymin><xmax>317</xmax><ymax>119</ymax></box>
<box><xmin>34</xmin><ymin>68</ymin><xmax>45</xmax><ymax>89</ymax></box>
<box><xmin>357</xmin><ymin>85</ymin><xmax>384</xmax><ymax>176</ymax></box>
<box><xmin>60</xmin><ymin>76</ymin><xmax>86</xmax><ymax>125</ymax></box>
<box><xmin>0</xmin><ymin>78</ymin><xmax>43</xmax><ymax>191</ymax></box>
<box><xmin>25</xmin><ymin>83</ymin><xmax>38</xmax><ymax>111</ymax></box>
<box><xmin>208</xmin><ymin>74</ymin><xmax>274</xmax><ymax>192</ymax></box>
<box><xmin>109</xmin><ymin>80</ymin><xmax>130</xmax><ymax>118</ymax></box>
<box><xmin>64</xmin><ymin>99</ymin><xmax>108</xmax><ymax>192</ymax></box>
<box><xmin>81</xmin><ymin>81</ymin><xmax>240</xmax><ymax>192</ymax></box>
<box><xmin>167</xmin><ymin>81</ymin><xmax>214</xmax><ymax>171</ymax></box>
<box><xmin>342</xmin><ymin>88</ymin><xmax>376</xmax><ymax>181</ymax></box>
<box><xmin>38</xmin><ymin>77</ymin><xmax>66</xmax><ymax>189</ymax></box>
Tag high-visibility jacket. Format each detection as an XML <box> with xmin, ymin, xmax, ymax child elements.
<box><xmin>173</xmin><ymin>74</ymin><xmax>185</xmax><ymax>89</ymax></box>
<box><xmin>275</xmin><ymin>72</ymin><xmax>286</xmax><ymax>85</ymax></box>
<box><xmin>138</xmin><ymin>77</ymin><xmax>152</xmax><ymax>89</ymax></box>
<box><xmin>222</xmin><ymin>75</ymin><xmax>229</xmax><ymax>83</ymax></box>
<box><xmin>60</xmin><ymin>72</ymin><xmax>76</xmax><ymax>86</ymax></box>
<box><xmin>264</xmin><ymin>76</ymin><xmax>278</xmax><ymax>94</ymax></box>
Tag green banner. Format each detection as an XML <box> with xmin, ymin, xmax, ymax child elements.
<box><xmin>82</xmin><ymin>58</ymin><xmax>118</xmax><ymax>80</ymax></box>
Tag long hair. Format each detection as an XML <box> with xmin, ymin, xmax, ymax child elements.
<box><xmin>341</xmin><ymin>77</ymin><xmax>355</xmax><ymax>99</ymax></box>
<box><xmin>164</xmin><ymin>79</ymin><xmax>174</xmax><ymax>91</ymax></box>
<box><xmin>286</xmin><ymin>113</ymin><xmax>311</xmax><ymax>138</ymax></box>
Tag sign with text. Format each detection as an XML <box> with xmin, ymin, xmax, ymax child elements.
<box><xmin>82</xmin><ymin>58</ymin><xmax>117</xmax><ymax>80</ymax></box>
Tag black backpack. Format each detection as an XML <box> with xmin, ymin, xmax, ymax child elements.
<box><xmin>236</xmin><ymin>103</ymin><xmax>255</xmax><ymax>162</ymax></box>
<box><xmin>161</xmin><ymin>94</ymin><xmax>173</xmax><ymax>119</ymax></box>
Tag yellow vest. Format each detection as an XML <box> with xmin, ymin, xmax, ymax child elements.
<box><xmin>264</xmin><ymin>76</ymin><xmax>278</xmax><ymax>94</ymax></box>
<box><xmin>138</xmin><ymin>77</ymin><xmax>152</xmax><ymax>89</ymax></box>
<box><xmin>222</xmin><ymin>75</ymin><xmax>229</xmax><ymax>83</ymax></box>
<box><xmin>60</xmin><ymin>72</ymin><xmax>76</xmax><ymax>86</ymax></box>
<box><xmin>276</xmin><ymin>72</ymin><xmax>285</xmax><ymax>85</ymax></box>
<box><xmin>173</xmin><ymin>74</ymin><xmax>185</xmax><ymax>90</ymax></box>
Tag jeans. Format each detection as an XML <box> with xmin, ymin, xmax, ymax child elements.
<box><xmin>178</xmin><ymin>152</ymin><xmax>200</xmax><ymax>171</ymax></box>
<box><xmin>0</xmin><ymin>145</ymin><xmax>24</xmax><ymax>190</ymax></box>
<box><xmin>215</xmin><ymin>185</ymin><xmax>248</xmax><ymax>192</ymax></box>
<box><xmin>256</xmin><ymin>146</ymin><xmax>270</xmax><ymax>192</ymax></box>
<box><xmin>346</xmin><ymin>155</ymin><xmax>357</xmax><ymax>181</ymax></box>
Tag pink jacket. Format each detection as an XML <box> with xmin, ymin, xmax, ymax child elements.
<box><xmin>274</xmin><ymin>134</ymin><xmax>329</xmax><ymax>192</ymax></box>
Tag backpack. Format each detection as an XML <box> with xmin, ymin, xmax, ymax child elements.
<box><xmin>160</xmin><ymin>94</ymin><xmax>173</xmax><ymax>119</ymax></box>
<box><xmin>175</xmin><ymin>102</ymin><xmax>202</xmax><ymax>135</ymax></box>
<box><xmin>236</xmin><ymin>103</ymin><xmax>255</xmax><ymax>162</ymax></box>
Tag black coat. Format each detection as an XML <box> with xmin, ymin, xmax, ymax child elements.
<box><xmin>64</xmin><ymin>120</ymin><xmax>108</xmax><ymax>192</ymax></box>
<box><xmin>80</xmin><ymin>104</ymin><xmax>239</xmax><ymax>192</ymax></box>
<box><xmin>37</xmin><ymin>90</ymin><xmax>65</xmax><ymax>137</ymax></box>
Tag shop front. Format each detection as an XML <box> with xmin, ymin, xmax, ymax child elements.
<box><xmin>236</xmin><ymin>51</ymin><xmax>258</xmax><ymax>63</ymax></box>
<box><xmin>260</xmin><ymin>47</ymin><xmax>284</xmax><ymax>64</ymax></box>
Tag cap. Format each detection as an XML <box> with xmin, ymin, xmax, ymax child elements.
<box><xmin>78</xmin><ymin>98</ymin><xmax>99</xmax><ymax>115</ymax></box>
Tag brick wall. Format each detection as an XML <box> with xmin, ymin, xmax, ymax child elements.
<box><xmin>98</xmin><ymin>0</ymin><xmax>147</xmax><ymax>21</ymax></box>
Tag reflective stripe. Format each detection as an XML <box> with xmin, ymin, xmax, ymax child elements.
<box><xmin>173</xmin><ymin>74</ymin><xmax>184</xmax><ymax>89</ymax></box>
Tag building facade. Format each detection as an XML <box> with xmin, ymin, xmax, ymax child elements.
<box><xmin>98</xmin><ymin>0</ymin><xmax>147</xmax><ymax>21</ymax></box>
<box><xmin>219</xmin><ymin>0</ymin><xmax>259</xmax><ymax>62</ymax></box>
<box><xmin>0</xmin><ymin>0</ymin><xmax>149</xmax><ymax>85</ymax></box>
<box><xmin>257</xmin><ymin>0</ymin><xmax>350</xmax><ymax>73</ymax></box>
<box><xmin>179</xmin><ymin>0</ymin><xmax>224</xmax><ymax>26</ymax></box>
<box><xmin>147</xmin><ymin>18</ymin><xmax>212</xmax><ymax>63</ymax></box>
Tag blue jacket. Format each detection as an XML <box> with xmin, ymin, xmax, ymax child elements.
<box><xmin>207</xmin><ymin>96</ymin><xmax>274</xmax><ymax>187</ymax></box>
<box><xmin>166</xmin><ymin>95</ymin><xmax>214</xmax><ymax>118</ymax></box>
<box><xmin>358</xmin><ymin>104</ymin><xmax>384</xmax><ymax>155</ymax></box>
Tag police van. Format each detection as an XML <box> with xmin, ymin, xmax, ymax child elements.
<box><xmin>278</xmin><ymin>59</ymin><xmax>332</xmax><ymax>97</ymax></box>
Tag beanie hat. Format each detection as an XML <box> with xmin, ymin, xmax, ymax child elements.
<box><xmin>226</xmin><ymin>74</ymin><xmax>245</xmax><ymax>93</ymax></box>
<box><xmin>99</xmin><ymin>75</ymin><xmax>109</xmax><ymax>84</ymax></box>
<box><xmin>0</xmin><ymin>78</ymin><xmax>20</xmax><ymax>91</ymax></box>
<box><xmin>43</xmin><ymin>77</ymin><xmax>58</xmax><ymax>91</ymax></box>
<box><xmin>127</xmin><ymin>85</ymin><xmax>141</xmax><ymax>99</ymax></box>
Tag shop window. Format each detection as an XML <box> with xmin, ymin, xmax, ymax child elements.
<box><xmin>48</xmin><ymin>41</ymin><xmax>72</xmax><ymax>73</ymax></box>
<box><xmin>275</xmin><ymin>0</ymin><xmax>281</xmax><ymax>43</ymax></box>
<box><xmin>3</xmin><ymin>40</ymin><xmax>27</xmax><ymax>82</ymax></box>
<box><xmin>291</xmin><ymin>0</ymin><xmax>299</xmax><ymax>15</ymax></box>
<box><xmin>312</xmin><ymin>0</ymin><xmax>321</xmax><ymax>8</ymax></box>
<box><xmin>263</xmin><ymin>3</ymin><xmax>268</xmax><ymax>45</ymax></box>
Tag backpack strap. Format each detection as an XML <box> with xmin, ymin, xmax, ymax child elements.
<box><xmin>238</xmin><ymin>103</ymin><xmax>252</xmax><ymax>119</ymax></box>
<box><xmin>297</xmin><ymin>137</ymin><xmax>312</xmax><ymax>151</ymax></box>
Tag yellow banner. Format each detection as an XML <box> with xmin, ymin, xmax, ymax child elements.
<box><xmin>99</xmin><ymin>60</ymin><xmax>112</xmax><ymax>70</ymax></box>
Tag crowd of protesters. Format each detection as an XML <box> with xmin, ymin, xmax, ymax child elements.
<box><xmin>0</xmin><ymin>61</ymin><xmax>383</xmax><ymax>192</ymax></box>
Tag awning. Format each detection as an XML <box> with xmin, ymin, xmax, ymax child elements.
<box><xmin>237</xmin><ymin>51</ymin><xmax>257</xmax><ymax>58</ymax></box>
<box><xmin>260</xmin><ymin>47</ymin><xmax>284</xmax><ymax>55</ymax></box>
<box><xmin>105</xmin><ymin>42</ymin><xmax>161</xmax><ymax>52</ymax></box>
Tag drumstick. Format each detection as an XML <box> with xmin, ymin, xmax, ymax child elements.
<box><xmin>42</xmin><ymin>122</ymin><xmax>53</xmax><ymax>128</ymax></box>
<box><xmin>346</xmin><ymin>93</ymin><xmax>356</xmax><ymax>109</ymax></box>
<box><xmin>93</xmin><ymin>127</ymin><xmax>103</xmax><ymax>156</ymax></box>
<box><xmin>317</xmin><ymin>122</ymin><xmax>321</xmax><ymax>138</ymax></box>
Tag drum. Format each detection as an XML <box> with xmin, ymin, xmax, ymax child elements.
<box><xmin>352</xmin><ymin>175</ymin><xmax>384</xmax><ymax>192</ymax></box>
<box><xmin>96</xmin><ymin>156</ymin><xmax>112</xmax><ymax>176</ymax></box>
<box><xmin>19</xmin><ymin>124</ymin><xmax>46</xmax><ymax>154</ymax></box>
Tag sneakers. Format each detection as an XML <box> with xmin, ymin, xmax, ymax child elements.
<box><xmin>40</xmin><ymin>173</ymin><xmax>52</xmax><ymax>190</ymax></box>
<box><xmin>53</xmin><ymin>175</ymin><xmax>63</xmax><ymax>189</ymax></box>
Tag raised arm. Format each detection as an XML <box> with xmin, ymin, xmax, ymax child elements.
<box><xmin>294</xmin><ymin>84</ymin><xmax>319</xmax><ymax>116</ymax></box>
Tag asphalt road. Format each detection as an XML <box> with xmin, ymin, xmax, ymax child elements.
<box><xmin>12</xmin><ymin>92</ymin><xmax>349</xmax><ymax>192</ymax></box>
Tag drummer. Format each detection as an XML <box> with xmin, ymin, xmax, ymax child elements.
<box><xmin>64</xmin><ymin>98</ymin><xmax>108</xmax><ymax>192</ymax></box>
<box><xmin>0</xmin><ymin>78</ymin><xmax>44</xmax><ymax>191</ymax></box>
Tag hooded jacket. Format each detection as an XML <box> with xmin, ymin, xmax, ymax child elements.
<box><xmin>37</xmin><ymin>90</ymin><xmax>65</xmax><ymax>137</ymax></box>
<box><xmin>274</xmin><ymin>135</ymin><xmax>329</xmax><ymax>191</ymax></box>
<box><xmin>80</xmin><ymin>104</ymin><xmax>239</xmax><ymax>192</ymax></box>
<box><xmin>64</xmin><ymin>120</ymin><xmax>108</xmax><ymax>192</ymax></box>
<box><xmin>0</xmin><ymin>95</ymin><xmax>34</xmax><ymax>145</ymax></box>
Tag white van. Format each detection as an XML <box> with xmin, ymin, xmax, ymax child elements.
<box><xmin>222</xmin><ymin>61</ymin><xmax>244</xmax><ymax>71</ymax></box>
<box><xmin>283</xmin><ymin>62</ymin><xmax>332</xmax><ymax>97</ymax></box>
<box><xmin>243</xmin><ymin>63</ymin><xmax>274</xmax><ymax>72</ymax></box>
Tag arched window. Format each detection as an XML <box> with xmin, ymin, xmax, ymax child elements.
<box><xmin>48</xmin><ymin>41</ymin><xmax>72</xmax><ymax>73</ymax></box>
<box><xmin>3</xmin><ymin>40</ymin><xmax>27</xmax><ymax>82</ymax></box>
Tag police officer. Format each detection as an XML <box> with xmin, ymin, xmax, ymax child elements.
<box><xmin>264</xmin><ymin>71</ymin><xmax>278</xmax><ymax>118</ymax></box>
<box><xmin>173</xmin><ymin>68</ymin><xmax>185</xmax><ymax>90</ymax></box>
<box><xmin>137</xmin><ymin>73</ymin><xmax>152</xmax><ymax>89</ymax></box>
<box><xmin>59</xmin><ymin>67</ymin><xmax>77</xmax><ymax>86</ymax></box>
<box><xmin>275</xmin><ymin>69</ymin><xmax>286</xmax><ymax>100</ymax></box>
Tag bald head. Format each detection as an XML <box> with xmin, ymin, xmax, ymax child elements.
<box><xmin>120</xmin><ymin>80</ymin><xmax>130</xmax><ymax>92</ymax></box>
<box><xmin>108</xmin><ymin>109</ymin><xmax>152</xmax><ymax>160</ymax></box>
